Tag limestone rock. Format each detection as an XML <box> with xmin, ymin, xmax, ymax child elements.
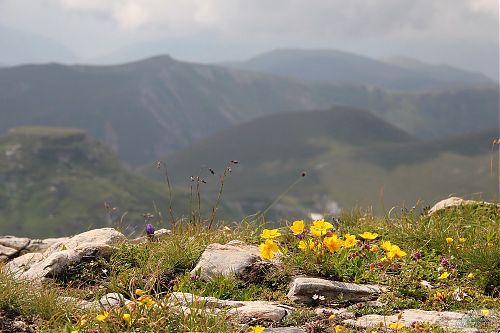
<box><xmin>168</xmin><ymin>292</ymin><xmax>293</xmax><ymax>323</ymax></box>
<box><xmin>98</xmin><ymin>293</ymin><xmax>127</xmax><ymax>309</ymax></box>
<box><xmin>0</xmin><ymin>244</ymin><xmax>18</xmax><ymax>259</ymax></box>
<box><xmin>4</xmin><ymin>228</ymin><xmax>126</xmax><ymax>280</ymax></box>
<box><xmin>190</xmin><ymin>241</ymin><xmax>262</xmax><ymax>280</ymax></box>
<box><xmin>25</xmin><ymin>237</ymin><xmax>69</xmax><ymax>254</ymax></box>
<box><xmin>344</xmin><ymin>309</ymin><xmax>478</xmax><ymax>332</ymax></box>
<box><xmin>228</xmin><ymin>301</ymin><xmax>292</xmax><ymax>322</ymax></box>
<box><xmin>287</xmin><ymin>277</ymin><xmax>385</xmax><ymax>305</ymax></box>
<box><xmin>428</xmin><ymin>197</ymin><xmax>477</xmax><ymax>215</ymax></box>
<box><xmin>0</xmin><ymin>236</ymin><xmax>30</xmax><ymax>251</ymax></box>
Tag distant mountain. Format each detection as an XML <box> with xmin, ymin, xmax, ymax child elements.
<box><xmin>224</xmin><ymin>48</ymin><xmax>493</xmax><ymax>92</ymax></box>
<box><xmin>0</xmin><ymin>127</ymin><xmax>190</xmax><ymax>238</ymax></box>
<box><xmin>145</xmin><ymin>107</ymin><xmax>498</xmax><ymax>217</ymax></box>
<box><xmin>0</xmin><ymin>55</ymin><xmax>497</xmax><ymax>166</ymax></box>
<box><xmin>0</xmin><ymin>25</ymin><xmax>76</xmax><ymax>65</ymax></box>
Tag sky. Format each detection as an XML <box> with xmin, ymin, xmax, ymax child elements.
<box><xmin>0</xmin><ymin>0</ymin><xmax>498</xmax><ymax>78</ymax></box>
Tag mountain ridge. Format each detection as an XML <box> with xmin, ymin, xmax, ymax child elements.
<box><xmin>224</xmin><ymin>48</ymin><xmax>493</xmax><ymax>92</ymax></box>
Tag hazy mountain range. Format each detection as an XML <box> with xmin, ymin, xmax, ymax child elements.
<box><xmin>223</xmin><ymin>49</ymin><xmax>494</xmax><ymax>92</ymax></box>
<box><xmin>0</xmin><ymin>54</ymin><xmax>497</xmax><ymax>166</ymax></box>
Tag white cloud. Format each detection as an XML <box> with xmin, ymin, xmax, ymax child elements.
<box><xmin>52</xmin><ymin>0</ymin><xmax>498</xmax><ymax>43</ymax></box>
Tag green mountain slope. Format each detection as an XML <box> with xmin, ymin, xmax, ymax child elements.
<box><xmin>0</xmin><ymin>127</ymin><xmax>189</xmax><ymax>238</ymax></box>
<box><xmin>225</xmin><ymin>48</ymin><xmax>493</xmax><ymax>92</ymax></box>
<box><xmin>0</xmin><ymin>56</ymin><xmax>497</xmax><ymax>166</ymax></box>
<box><xmin>144</xmin><ymin>108</ymin><xmax>498</xmax><ymax>217</ymax></box>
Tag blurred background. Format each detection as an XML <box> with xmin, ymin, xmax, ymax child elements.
<box><xmin>0</xmin><ymin>0</ymin><xmax>498</xmax><ymax>237</ymax></box>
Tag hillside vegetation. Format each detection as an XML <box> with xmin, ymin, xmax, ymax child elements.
<box><xmin>145</xmin><ymin>107</ymin><xmax>498</xmax><ymax>217</ymax></box>
<box><xmin>0</xmin><ymin>127</ymin><xmax>190</xmax><ymax>237</ymax></box>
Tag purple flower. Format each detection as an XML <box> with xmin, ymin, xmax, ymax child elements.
<box><xmin>412</xmin><ymin>251</ymin><xmax>422</xmax><ymax>260</ymax></box>
<box><xmin>146</xmin><ymin>224</ymin><xmax>155</xmax><ymax>239</ymax></box>
<box><xmin>440</xmin><ymin>257</ymin><xmax>449</xmax><ymax>267</ymax></box>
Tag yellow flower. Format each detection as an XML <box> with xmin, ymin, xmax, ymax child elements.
<box><xmin>438</xmin><ymin>271</ymin><xmax>450</xmax><ymax>280</ymax></box>
<box><xmin>389</xmin><ymin>322</ymin><xmax>403</xmax><ymax>330</ymax></box>
<box><xmin>260</xmin><ymin>228</ymin><xmax>281</xmax><ymax>239</ymax></box>
<box><xmin>359</xmin><ymin>231</ymin><xmax>379</xmax><ymax>240</ymax></box>
<box><xmin>386</xmin><ymin>245</ymin><xmax>407</xmax><ymax>259</ymax></box>
<box><xmin>446</xmin><ymin>237</ymin><xmax>454</xmax><ymax>244</ymax></box>
<box><xmin>381</xmin><ymin>241</ymin><xmax>393</xmax><ymax>252</ymax></box>
<box><xmin>459</xmin><ymin>237</ymin><xmax>466</xmax><ymax>243</ymax></box>
<box><xmin>481</xmin><ymin>309</ymin><xmax>490</xmax><ymax>316</ymax></box>
<box><xmin>434</xmin><ymin>291</ymin><xmax>446</xmax><ymax>301</ymax></box>
<box><xmin>290</xmin><ymin>220</ymin><xmax>305</xmax><ymax>235</ymax></box>
<box><xmin>344</xmin><ymin>234</ymin><xmax>357</xmax><ymax>248</ymax></box>
<box><xmin>335</xmin><ymin>325</ymin><xmax>344</xmax><ymax>333</ymax></box>
<box><xmin>135</xmin><ymin>288</ymin><xmax>144</xmax><ymax>296</ymax></box>
<box><xmin>310</xmin><ymin>219</ymin><xmax>333</xmax><ymax>237</ymax></box>
<box><xmin>467</xmin><ymin>273</ymin><xmax>475</xmax><ymax>279</ymax></box>
<box><xmin>137</xmin><ymin>295</ymin><xmax>156</xmax><ymax>308</ymax></box>
<box><xmin>323</xmin><ymin>234</ymin><xmax>343</xmax><ymax>253</ymax></box>
<box><xmin>370</xmin><ymin>244</ymin><xmax>380</xmax><ymax>253</ymax></box>
<box><xmin>71</xmin><ymin>330</ymin><xmax>79</xmax><ymax>333</ymax></box>
<box><xmin>249</xmin><ymin>326</ymin><xmax>265</xmax><ymax>333</ymax></box>
<box><xmin>122</xmin><ymin>313</ymin><xmax>133</xmax><ymax>326</ymax></box>
<box><xmin>95</xmin><ymin>311</ymin><xmax>109</xmax><ymax>321</ymax></box>
<box><xmin>298</xmin><ymin>239</ymin><xmax>318</xmax><ymax>251</ymax></box>
<box><xmin>260</xmin><ymin>239</ymin><xmax>279</xmax><ymax>260</ymax></box>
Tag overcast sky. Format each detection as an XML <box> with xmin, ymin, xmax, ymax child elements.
<box><xmin>0</xmin><ymin>0</ymin><xmax>498</xmax><ymax>78</ymax></box>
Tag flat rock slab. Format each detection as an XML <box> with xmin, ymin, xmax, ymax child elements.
<box><xmin>190</xmin><ymin>240</ymin><xmax>262</xmax><ymax>280</ymax></box>
<box><xmin>0</xmin><ymin>236</ymin><xmax>30</xmax><ymax>251</ymax></box>
<box><xmin>4</xmin><ymin>228</ymin><xmax>126</xmax><ymax>280</ymax></box>
<box><xmin>287</xmin><ymin>277</ymin><xmax>385</xmax><ymax>305</ymax></box>
<box><xmin>265</xmin><ymin>328</ymin><xmax>306</xmax><ymax>333</ymax></box>
<box><xmin>168</xmin><ymin>292</ymin><xmax>293</xmax><ymax>323</ymax></box>
<box><xmin>344</xmin><ymin>309</ymin><xmax>478</xmax><ymax>332</ymax></box>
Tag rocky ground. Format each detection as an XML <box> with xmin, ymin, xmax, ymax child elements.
<box><xmin>0</xmin><ymin>197</ymin><xmax>498</xmax><ymax>332</ymax></box>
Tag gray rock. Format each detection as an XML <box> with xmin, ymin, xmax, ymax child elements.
<box><xmin>190</xmin><ymin>241</ymin><xmax>261</xmax><ymax>280</ymax></box>
<box><xmin>265</xmin><ymin>329</ymin><xmax>306</xmax><ymax>333</ymax></box>
<box><xmin>228</xmin><ymin>301</ymin><xmax>292</xmax><ymax>322</ymax></box>
<box><xmin>287</xmin><ymin>277</ymin><xmax>385</xmax><ymax>305</ymax></box>
<box><xmin>343</xmin><ymin>309</ymin><xmax>478</xmax><ymax>332</ymax></box>
<box><xmin>168</xmin><ymin>292</ymin><xmax>293</xmax><ymax>323</ymax></box>
<box><xmin>4</xmin><ymin>228</ymin><xmax>126</xmax><ymax>280</ymax></box>
<box><xmin>25</xmin><ymin>237</ymin><xmax>69</xmax><ymax>253</ymax></box>
<box><xmin>98</xmin><ymin>293</ymin><xmax>127</xmax><ymax>309</ymax></box>
<box><xmin>427</xmin><ymin>197</ymin><xmax>496</xmax><ymax>215</ymax></box>
<box><xmin>0</xmin><ymin>244</ymin><xmax>18</xmax><ymax>258</ymax></box>
<box><xmin>0</xmin><ymin>236</ymin><xmax>30</xmax><ymax>251</ymax></box>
